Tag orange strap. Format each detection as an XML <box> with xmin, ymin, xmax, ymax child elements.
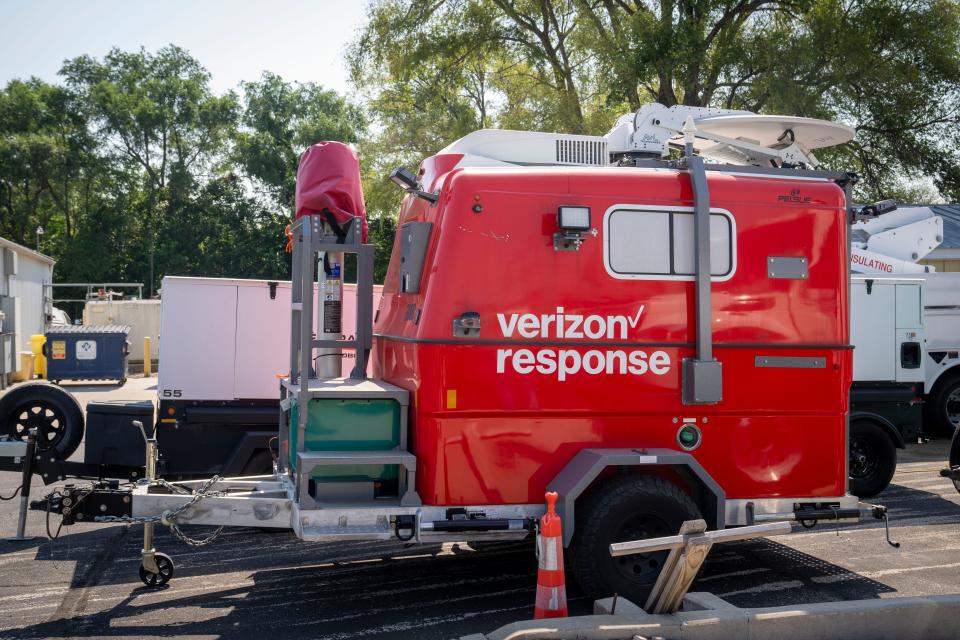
<box><xmin>284</xmin><ymin>222</ymin><xmax>293</xmax><ymax>253</ymax></box>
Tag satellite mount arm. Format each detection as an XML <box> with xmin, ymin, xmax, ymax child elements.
<box><xmin>605</xmin><ymin>103</ymin><xmax>854</xmax><ymax>169</ymax></box>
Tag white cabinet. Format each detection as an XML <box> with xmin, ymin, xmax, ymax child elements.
<box><xmin>851</xmin><ymin>277</ymin><xmax>924</xmax><ymax>383</ymax></box>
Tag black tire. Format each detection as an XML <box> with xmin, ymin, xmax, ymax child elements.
<box><xmin>926</xmin><ymin>375</ymin><xmax>960</xmax><ymax>436</ymax></box>
<box><xmin>849</xmin><ymin>420</ymin><xmax>897</xmax><ymax>498</ymax></box>
<box><xmin>568</xmin><ymin>475</ymin><xmax>702</xmax><ymax>604</ymax></box>
<box><xmin>241</xmin><ymin>450</ymin><xmax>275</xmax><ymax>476</ymax></box>
<box><xmin>0</xmin><ymin>381</ymin><xmax>84</xmax><ymax>459</ymax></box>
<box><xmin>139</xmin><ymin>552</ymin><xmax>174</xmax><ymax>588</ymax></box>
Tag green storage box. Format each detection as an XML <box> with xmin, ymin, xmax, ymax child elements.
<box><xmin>289</xmin><ymin>397</ymin><xmax>401</xmax><ymax>484</ymax></box>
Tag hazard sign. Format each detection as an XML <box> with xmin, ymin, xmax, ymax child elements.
<box><xmin>51</xmin><ymin>341</ymin><xmax>66</xmax><ymax>360</ymax></box>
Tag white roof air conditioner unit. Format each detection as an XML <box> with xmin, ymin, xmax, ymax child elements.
<box><xmin>440</xmin><ymin>129</ymin><xmax>609</xmax><ymax>167</ymax></box>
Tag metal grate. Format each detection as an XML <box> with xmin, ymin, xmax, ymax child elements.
<box><xmin>45</xmin><ymin>324</ymin><xmax>131</xmax><ymax>334</ymax></box>
<box><xmin>555</xmin><ymin>138</ymin><xmax>608</xmax><ymax>166</ymax></box>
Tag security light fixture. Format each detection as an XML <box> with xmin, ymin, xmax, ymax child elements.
<box><xmin>557</xmin><ymin>206</ymin><xmax>591</xmax><ymax>231</ymax></box>
<box><xmin>553</xmin><ymin>206</ymin><xmax>592</xmax><ymax>252</ymax></box>
<box><xmin>389</xmin><ymin>167</ymin><xmax>438</xmax><ymax>204</ymax></box>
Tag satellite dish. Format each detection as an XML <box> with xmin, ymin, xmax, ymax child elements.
<box><xmin>691</xmin><ymin>114</ymin><xmax>855</xmax><ymax>150</ymax></box>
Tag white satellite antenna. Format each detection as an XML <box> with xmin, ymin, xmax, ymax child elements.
<box><xmin>605</xmin><ymin>103</ymin><xmax>855</xmax><ymax>168</ymax></box>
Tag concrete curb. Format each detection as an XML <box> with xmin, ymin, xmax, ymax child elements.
<box><xmin>460</xmin><ymin>592</ymin><xmax>960</xmax><ymax>640</ymax></box>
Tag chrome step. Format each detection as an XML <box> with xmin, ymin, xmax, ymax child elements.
<box><xmin>297</xmin><ymin>450</ymin><xmax>417</xmax><ymax>471</ymax></box>
<box><xmin>299</xmin><ymin>523</ymin><xmax>395</xmax><ymax>542</ymax></box>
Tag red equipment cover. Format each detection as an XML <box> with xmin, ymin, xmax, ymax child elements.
<box><xmin>295</xmin><ymin>141</ymin><xmax>368</xmax><ymax>242</ymax></box>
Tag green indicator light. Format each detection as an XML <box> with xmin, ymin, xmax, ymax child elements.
<box><xmin>677</xmin><ymin>424</ymin><xmax>702</xmax><ymax>451</ymax></box>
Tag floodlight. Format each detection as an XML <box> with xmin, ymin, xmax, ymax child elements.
<box><xmin>557</xmin><ymin>206</ymin><xmax>591</xmax><ymax>231</ymax></box>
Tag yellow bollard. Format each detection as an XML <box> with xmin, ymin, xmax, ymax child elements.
<box><xmin>10</xmin><ymin>352</ymin><xmax>34</xmax><ymax>382</ymax></box>
<box><xmin>143</xmin><ymin>336</ymin><xmax>152</xmax><ymax>376</ymax></box>
<box><xmin>30</xmin><ymin>334</ymin><xmax>46</xmax><ymax>378</ymax></box>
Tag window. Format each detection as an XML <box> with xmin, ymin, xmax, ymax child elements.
<box><xmin>604</xmin><ymin>206</ymin><xmax>735</xmax><ymax>281</ymax></box>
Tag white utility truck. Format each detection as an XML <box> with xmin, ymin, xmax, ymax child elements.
<box><xmin>848</xmin><ymin>276</ymin><xmax>924</xmax><ymax>496</ymax></box>
<box><xmin>849</xmin><ymin>206</ymin><xmax>960</xmax><ymax>436</ymax></box>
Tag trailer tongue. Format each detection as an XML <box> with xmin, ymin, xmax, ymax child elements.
<box><xmin>32</xmin><ymin>105</ymin><xmax>897</xmax><ymax>604</ymax></box>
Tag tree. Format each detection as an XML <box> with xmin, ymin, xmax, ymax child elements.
<box><xmin>350</xmin><ymin>0</ymin><xmax>960</xmax><ymax>201</ymax></box>
<box><xmin>60</xmin><ymin>46</ymin><xmax>239</xmax><ymax>293</ymax></box>
<box><xmin>235</xmin><ymin>72</ymin><xmax>366</xmax><ymax>209</ymax></box>
<box><xmin>0</xmin><ymin>78</ymin><xmax>95</xmax><ymax>252</ymax></box>
<box><xmin>1</xmin><ymin>47</ymin><xmax>383</xmax><ymax>292</ymax></box>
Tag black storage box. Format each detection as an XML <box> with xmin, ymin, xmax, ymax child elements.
<box><xmin>84</xmin><ymin>400</ymin><xmax>154</xmax><ymax>467</ymax></box>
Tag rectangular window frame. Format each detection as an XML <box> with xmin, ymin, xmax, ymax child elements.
<box><xmin>602</xmin><ymin>204</ymin><xmax>737</xmax><ymax>282</ymax></box>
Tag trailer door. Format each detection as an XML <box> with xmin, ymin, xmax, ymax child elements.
<box><xmin>234</xmin><ymin>283</ymin><xmax>291</xmax><ymax>400</ymax></box>
<box><xmin>159</xmin><ymin>281</ymin><xmax>238</xmax><ymax>401</ymax></box>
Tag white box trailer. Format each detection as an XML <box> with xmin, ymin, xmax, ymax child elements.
<box><xmin>156</xmin><ymin>276</ymin><xmax>382</xmax><ymax>477</ymax></box>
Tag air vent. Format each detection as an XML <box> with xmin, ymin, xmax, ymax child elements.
<box><xmin>556</xmin><ymin>138</ymin><xmax>608</xmax><ymax>166</ymax></box>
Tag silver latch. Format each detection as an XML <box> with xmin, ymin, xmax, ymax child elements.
<box><xmin>453</xmin><ymin>311</ymin><xmax>481</xmax><ymax>337</ymax></box>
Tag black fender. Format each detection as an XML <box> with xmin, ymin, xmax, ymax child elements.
<box><xmin>548</xmin><ymin>448</ymin><xmax>725</xmax><ymax>547</ymax></box>
<box><xmin>221</xmin><ymin>431</ymin><xmax>276</xmax><ymax>476</ymax></box>
<box><xmin>851</xmin><ymin>411</ymin><xmax>906</xmax><ymax>449</ymax></box>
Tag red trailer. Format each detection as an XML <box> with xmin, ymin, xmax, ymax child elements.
<box><xmin>370</xmin><ymin>126</ymin><xmax>857</xmax><ymax>598</ymax></box>
<box><xmin>38</xmin><ymin>105</ymin><xmax>895</xmax><ymax>603</ymax></box>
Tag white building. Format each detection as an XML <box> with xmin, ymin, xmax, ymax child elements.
<box><xmin>0</xmin><ymin>236</ymin><xmax>55</xmax><ymax>385</ymax></box>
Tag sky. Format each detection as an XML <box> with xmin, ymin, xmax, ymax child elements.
<box><xmin>0</xmin><ymin>0</ymin><xmax>369</xmax><ymax>96</ymax></box>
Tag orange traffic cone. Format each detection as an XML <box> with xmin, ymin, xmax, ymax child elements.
<box><xmin>534</xmin><ymin>491</ymin><xmax>568</xmax><ymax>619</ymax></box>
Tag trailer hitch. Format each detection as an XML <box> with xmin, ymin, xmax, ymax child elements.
<box><xmin>751</xmin><ymin>501</ymin><xmax>900</xmax><ymax>549</ymax></box>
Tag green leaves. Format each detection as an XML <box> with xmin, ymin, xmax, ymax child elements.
<box><xmin>235</xmin><ymin>72</ymin><xmax>365</xmax><ymax>207</ymax></box>
<box><xmin>352</xmin><ymin>0</ymin><xmax>960</xmax><ymax>201</ymax></box>
<box><xmin>1</xmin><ymin>47</ymin><xmax>365</xmax><ymax>292</ymax></box>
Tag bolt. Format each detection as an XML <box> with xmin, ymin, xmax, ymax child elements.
<box><xmin>62</xmin><ymin>497</ymin><xmax>73</xmax><ymax>506</ymax></box>
<box><xmin>100</xmin><ymin>504</ymin><xmax>108</xmax><ymax>512</ymax></box>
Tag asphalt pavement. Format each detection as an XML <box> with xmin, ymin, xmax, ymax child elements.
<box><xmin>0</xmin><ymin>378</ymin><xmax>958</xmax><ymax>639</ymax></box>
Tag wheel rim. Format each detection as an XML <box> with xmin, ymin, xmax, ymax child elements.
<box><xmin>8</xmin><ymin>400</ymin><xmax>67</xmax><ymax>450</ymax></box>
<box><xmin>141</xmin><ymin>556</ymin><xmax>173</xmax><ymax>587</ymax></box>
<box><xmin>849</xmin><ymin>436</ymin><xmax>878</xmax><ymax>479</ymax></box>
<box><xmin>946</xmin><ymin>387</ymin><xmax>960</xmax><ymax>429</ymax></box>
<box><xmin>611</xmin><ymin>512</ymin><xmax>673</xmax><ymax>584</ymax></box>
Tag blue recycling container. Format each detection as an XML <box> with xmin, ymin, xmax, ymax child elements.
<box><xmin>44</xmin><ymin>325</ymin><xmax>130</xmax><ymax>385</ymax></box>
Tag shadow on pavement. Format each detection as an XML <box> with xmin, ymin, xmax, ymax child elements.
<box><xmin>1</xmin><ymin>515</ymin><xmax>917</xmax><ymax>640</ymax></box>
<box><xmin>3</xmin><ymin>536</ymin><xmax>543</xmax><ymax>640</ymax></box>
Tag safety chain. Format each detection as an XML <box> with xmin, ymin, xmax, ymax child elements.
<box><xmin>95</xmin><ymin>475</ymin><xmax>227</xmax><ymax>546</ymax></box>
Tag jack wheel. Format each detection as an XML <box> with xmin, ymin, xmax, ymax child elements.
<box><xmin>139</xmin><ymin>553</ymin><xmax>174</xmax><ymax>588</ymax></box>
